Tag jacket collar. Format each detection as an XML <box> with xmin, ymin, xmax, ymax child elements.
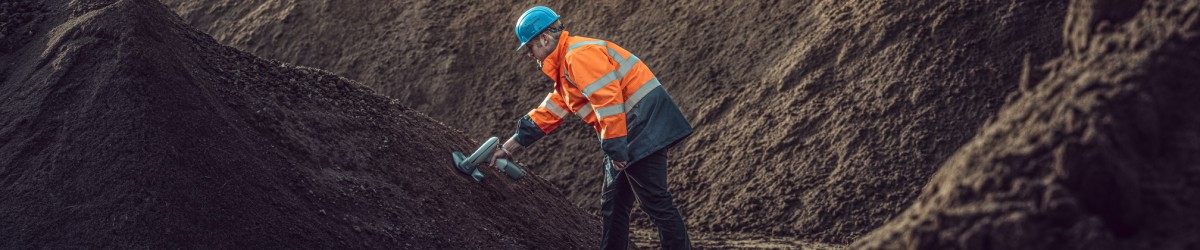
<box><xmin>540</xmin><ymin>31</ymin><xmax>571</xmax><ymax>81</ymax></box>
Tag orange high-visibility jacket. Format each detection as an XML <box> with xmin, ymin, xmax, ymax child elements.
<box><xmin>512</xmin><ymin>31</ymin><xmax>692</xmax><ymax>164</ymax></box>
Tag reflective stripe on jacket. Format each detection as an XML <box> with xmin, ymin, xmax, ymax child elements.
<box><xmin>512</xmin><ymin>31</ymin><xmax>692</xmax><ymax>164</ymax></box>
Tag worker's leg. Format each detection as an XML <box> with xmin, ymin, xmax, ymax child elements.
<box><xmin>600</xmin><ymin>159</ymin><xmax>636</xmax><ymax>250</ymax></box>
<box><xmin>626</xmin><ymin>148</ymin><xmax>692</xmax><ymax>250</ymax></box>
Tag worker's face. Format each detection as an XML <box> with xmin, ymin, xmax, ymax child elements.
<box><xmin>524</xmin><ymin>34</ymin><xmax>553</xmax><ymax>69</ymax></box>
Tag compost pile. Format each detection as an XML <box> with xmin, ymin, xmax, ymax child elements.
<box><xmin>162</xmin><ymin>0</ymin><xmax>1069</xmax><ymax>243</ymax></box>
<box><xmin>0</xmin><ymin>0</ymin><xmax>598</xmax><ymax>248</ymax></box>
<box><xmin>854</xmin><ymin>0</ymin><xmax>1200</xmax><ymax>249</ymax></box>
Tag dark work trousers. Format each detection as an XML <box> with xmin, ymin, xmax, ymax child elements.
<box><xmin>600</xmin><ymin>147</ymin><xmax>691</xmax><ymax>250</ymax></box>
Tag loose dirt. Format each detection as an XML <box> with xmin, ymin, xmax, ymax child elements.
<box><xmin>10</xmin><ymin>0</ymin><xmax>1196</xmax><ymax>248</ymax></box>
<box><xmin>0</xmin><ymin>0</ymin><xmax>598</xmax><ymax>248</ymax></box>
<box><xmin>161</xmin><ymin>0</ymin><xmax>1069</xmax><ymax>244</ymax></box>
<box><xmin>853</xmin><ymin>0</ymin><xmax>1200</xmax><ymax>249</ymax></box>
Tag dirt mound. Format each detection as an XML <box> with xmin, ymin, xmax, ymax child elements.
<box><xmin>0</xmin><ymin>0</ymin><xmax>598</xmax><ymax>248</ymax></box>
<box><xmin>160</xmin><ymin>0</ymin><xmax>1070</xmax><ymax>243</ymax></box>
<box><xmin>852</xmin><ymin>0</ymin><xmax>1200</xmax><ymax>249</ymax></box>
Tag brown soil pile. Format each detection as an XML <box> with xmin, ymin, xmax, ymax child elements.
<box><xmin>852</xmin><ymin>0</ymin><xmax>1200</xmax><ymax>249</ymax></box>
<box><xmin>0</xmin><ymin>0</ymin><xmax>598</xmax><ymax>248</ymax></box>
<box><xmin>161</xmin><ymin>0</ymin><xmax>1070</xmax><ymax>243</ymax></box>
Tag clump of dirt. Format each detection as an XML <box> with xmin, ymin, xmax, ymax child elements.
<box><xmin>161</xmin><ymin>0</ymin><xmax>1069</xmax><ymax>243</ymax></box>
<box><xmin>1</xmin><ymin>1</ymin><xmax>46</xmax><ymax>54</ymax></box>
<box><xmin>0</xmin><ymin>0</ymin><xmax>598</xmax><ymax>248</ymax></box>
<box><xmin>852</xmin><ymin>0</ymin><xmax>1200</xmax><ymax>249</ymax></box>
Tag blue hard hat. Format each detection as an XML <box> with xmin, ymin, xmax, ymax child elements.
<box><xmin>514</xmin><ymin>6</ymin><xmax>560</xmax><ymax>51</ymax></box>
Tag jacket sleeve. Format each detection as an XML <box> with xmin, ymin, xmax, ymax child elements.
<box><xmin>512</xmin><ymin>90</ymin><xmax>572</xmax><ymax>147</ymax></box>
<box><xmin>566</xmin><ymin>45</ymin><xmax>630</xmax><ymax>162</ymax></box>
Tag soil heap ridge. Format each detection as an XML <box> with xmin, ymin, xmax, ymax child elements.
<box><xmin>853</xmin><ymin>0</ymin><xmax>1200</xmax><ymax>249</ymax></box>
<box><xmin>0</xmin><ymin>0</ymin><xmax>597</xmax><ymax>248</ymax></box>
<box><xmin>162</xmin><ymin>0</ymin><xmax>1068</xmax><ymax>243</ymax></box>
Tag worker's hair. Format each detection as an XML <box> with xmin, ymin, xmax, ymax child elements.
<box><xmin>540</xmin><ymin>20</ymin><xmax>564</xmax><ymax>39</ymax></box>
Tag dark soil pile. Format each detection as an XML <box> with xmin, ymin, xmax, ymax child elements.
<box><xmin>852</xmin><ymin>0</ymin><xmax>1200</xmax><ymax>249</ymax></box>
<box><xmin>160</xmin><ymin>0</ymin><xmax>1074</xmax><ymax>244</ymax></box>
<box><xmin>160</xmin><ymin>0</ymin><xmax>1070</xmax><ymax>243</ymax></box>
<box><xmin>0</xmin><ymin>0</ymin><xmax>598</xmax><ymax>248</ymax></box>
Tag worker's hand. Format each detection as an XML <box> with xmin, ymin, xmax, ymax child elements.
<box><xmin>489</xmin><ymin>149</ymin><xmax>508</xmax><ymax>169</ymax></box>
<box><xmin>612</xmin><ymin>161</ymin><xmax>628</xmax><ymax>171</ymax></box>
<box><xmin>489</xmin><ymin>137</ymin><xmax>523</xmax><ymax>169</ymax></box>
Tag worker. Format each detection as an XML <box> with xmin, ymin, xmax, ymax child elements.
<box><xmin>490</xmin><ymin>6</ymin><xmax>694</xmax><ymax>250</ymax></box>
